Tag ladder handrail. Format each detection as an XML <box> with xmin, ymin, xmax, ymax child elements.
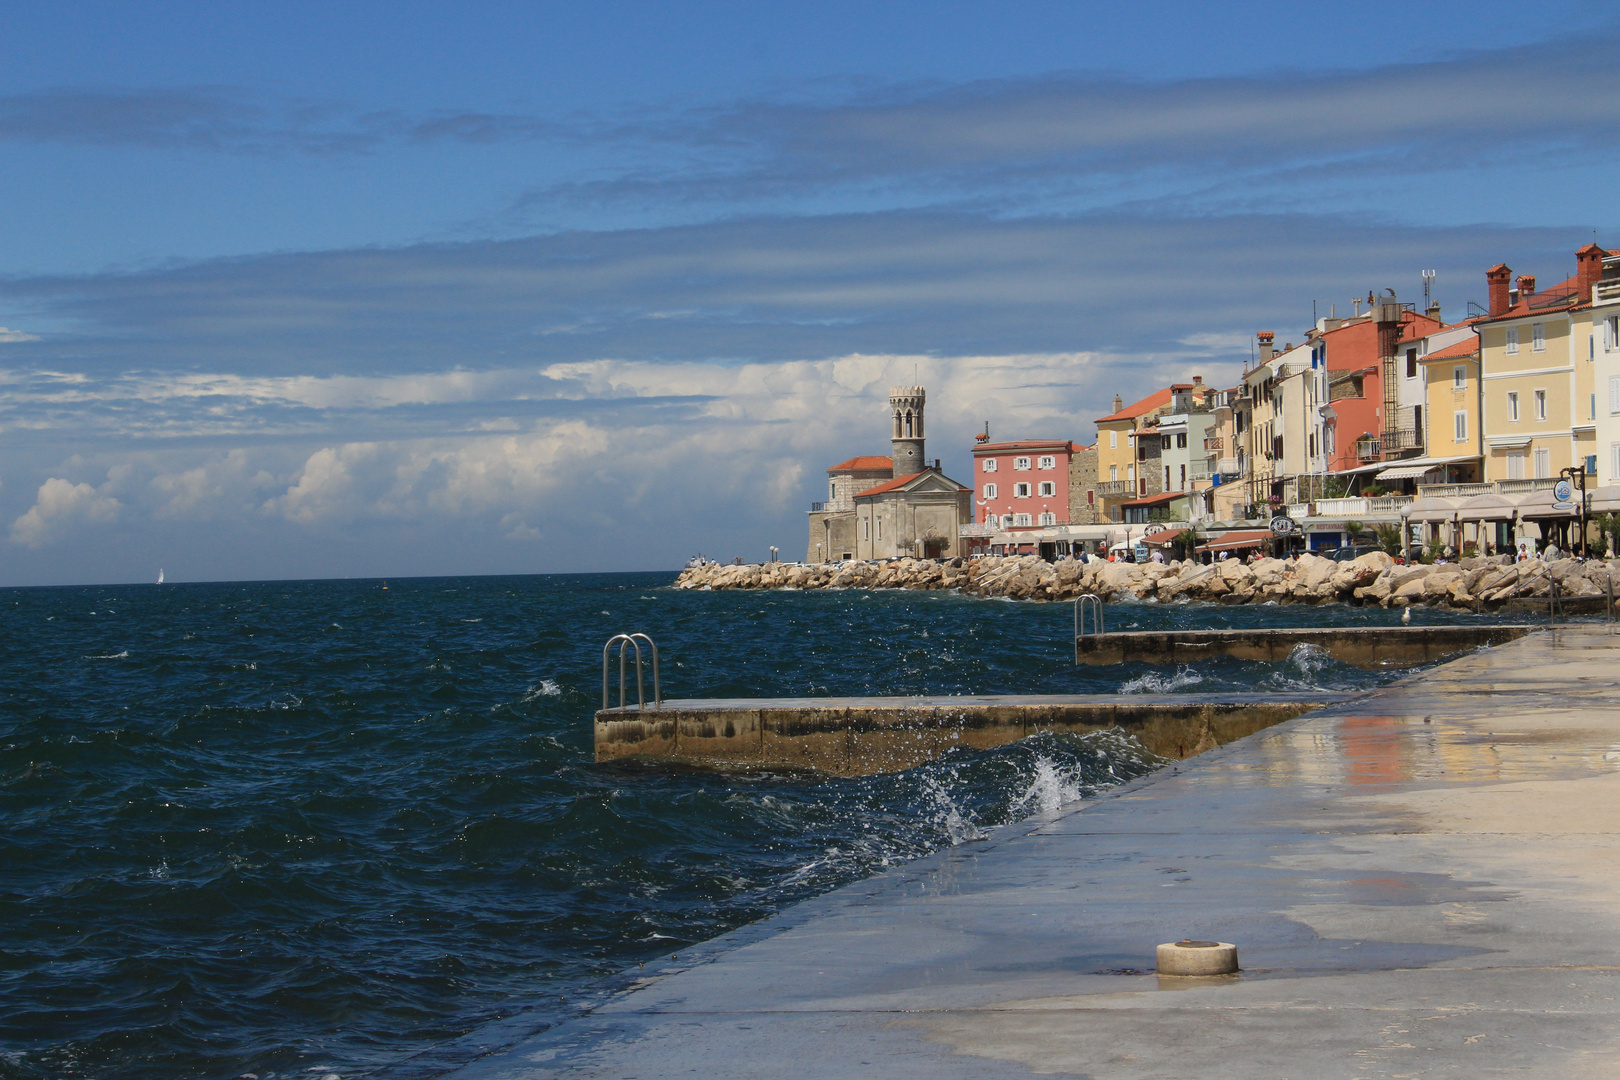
<box><xmin>602</xmin><ymin>633</ymin><xmax>662</xmax><ymax>711</ymax></box>
<box><xmin>1075</xmin><ymin>593</ymin><xmax>1105</xmax><ymax>638</ymax></box>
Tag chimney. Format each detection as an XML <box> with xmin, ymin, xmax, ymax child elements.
<box><xmin>1516</xmin><ymin>274</ymin><xmax>1537</xmax><ymax>301</ymax></box>
<box><xmin>1426</xmin><ymin>300</ymin><xmax>1442</xmax><ymax>322</ymax></box>
<box><xmin>1192</xmin><ymin>375</ymin><xmax>1203</xmax><ymax>386</ymax></box>
<box><xmin>1257</xmin><ymin>331</ymin><xmax>1275</xmax><ymax>363</ymax></box>
<box><xmin>1486</xmin><ymin>264</ymin><xmax>1512</xmax><ymax>317</ymax></box>
<box><xmin>1113</xmin><ymin>394</ymin><xmax>1123</xmax><ymax>414</ymax></box>
<box><xmin>1577</xmin><ymin>243</ymin><xmax>1605</xmax><ymax>301</ymax></box>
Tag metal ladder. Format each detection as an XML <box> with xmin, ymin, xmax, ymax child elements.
<box><xmin>602</xmin><ymin>633</ymin><xmax>661</xmax><ymax>710</ymax></box>
<box><xmin>1074</xmin><ymin>593</ymin><xmax>1105</xmax><ymax>639</ymax></box>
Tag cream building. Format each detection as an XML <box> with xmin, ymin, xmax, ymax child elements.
<box><xmin>1419</xmin><ymin>336</ymin><xmax>1483</xmax><ymax>479</ymax></box>
<box><xmin>1478</xmin><ymin>249</ymin><xmax>1607</xmax><ymax>484</ymax></box>
<box><xmin>1586</xmin><ymin>250</ymin><xmax>1620</xmax><ymax>484</ymax></box>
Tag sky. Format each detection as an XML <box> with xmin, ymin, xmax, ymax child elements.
<box><xmin>2</xmin><ymin>0</ymin><xmax>1617</xmax><ymax>584</ymax></box>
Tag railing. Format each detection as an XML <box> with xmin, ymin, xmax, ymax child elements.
<box><xmin>1216</xmin><ymin>458</ymin><xmax>1244</xmax><ymax>477</ymax></box>
<box><xmin>1417</xmin><ymin>483</ymin><xmax>1493</xmax><ymax>498</ymax></box>
<box><xmin>1529</xmin><ymin>287</ymin><xmax>1578</xmax><ymax>310</ymax></box>
<box><xmin>1381</xmin><ymin>428</ymin><xmax>1422</xmax><ymax>453</ymax></box>
<box><xmin>1188</xmin><ymin>465</ymin><xmax>1212</xmax><ymax>481</ymax></box>
<box><xmin>1075</xmin><ymin>594</ymin><xmax>1105</xmax><ymax>639</ymax></box>
<box><xmin>1204</xmin><ymin>437</ymin><xmax>1224</xmax><ymax>451</ymax></box>
<box><xmin>810</xmin><ymin>501</ymin><xmax>829</xmax><ymax>512</ymax></box>
<box><xmin>1096</xmin><ymin>480</ymin><xmax>1132</xmax><ymax>495</ymax></box>
<box><xmin>1497</xmin><ymin>477</ymin><xmax>1560</xmax><ymax>494</ymax></box>
<box><xmin>1596</xmin><ymin>279</ymin><xmax>1620</xmax><ymax>303</ymax></box>
<box><xmin>602</xmin><ymin>633</ymin><xmax>661</xmax><ymax>711</ymax></box>
<box><xmin>1356</xmin><ymin>438</ymin><xmax>1381</xmax><ymax>461</ymax></box>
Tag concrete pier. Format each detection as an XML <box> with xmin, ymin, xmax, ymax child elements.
<box><xmin>595</xmin><ymin>693</ymin><xmax>1346</xmax><ymax>775</ymax></box>
<box><xmin>1074</xmin><ymin>623</ymin><xmax>1537</xmax><ymax>667</ymax></box>
<box><xmin>458</xmin><ymin>625</ymin><xmax>1620</xmax><ymax>1079</ymax></box>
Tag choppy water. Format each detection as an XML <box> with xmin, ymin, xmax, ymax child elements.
<box><xmin>0</xmin><ymin>574</ymin><xmax>1513</xmax><ymax>1078</ymax></box>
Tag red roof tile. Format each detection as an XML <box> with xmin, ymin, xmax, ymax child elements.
<box><xmin>853</xmin><ymin>471</ymin><xmax>968</xmax><ymax>497</ymax></box>
<box><xmin>973</xmin><ymin>439</ymin><xmax>1077</xmax><ymax>453</ymax></box>
<box><xmin>826</xmin><ymin>455</ymin><xmax>892</xmax><ymax>474</ymax></box>
<box><xmin>1096</xmin><ymin>387</ymin><xmax>1173</xmax><ymax>424</ymax></box>
<box><xmin>1423</xmin><ymin>338</ymin><xmax>1479</xmax><ymax>361</ymax></box>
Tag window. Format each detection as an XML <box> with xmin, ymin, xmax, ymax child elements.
<box><xmin>1592</xmin><ymin>393</ymin><xmax>1598</xmax><ymax>421</ymax></box>
<box><xmin>829</xmin><ymin>480</ymin><xmax>836</xmax><ymax>500</ymax></box>
<box><xmin>1308</xmin><ymin>432</ymin><xmax>1317</xmax><ymax>458</ymax></box>
<box><xmin>1109</xmin><ymin>430</ymin><xmax>1118</xmax><ymax>449</ymax></box>
<box><xmin>1507</xmin><ymin>391</ymin><xmax>1520</xmax><ymax>421</ymax></box>
<box><xmin>1611</xmin><ymin>377</ymin><xmax>1620</xmax><ymax>414</ymax></box>
<box><xmin>1406</xmin><ymin>348</ymin><xmax>1418</xmax><ymax>378</ymax></box>
<box><xmin>1013</xmin><ymin>513</ymin><xmax>1032</xmax><ymax>527</ymax></box>
<box><xmin>1505</xmin><ymin>326</ymin><xmax>1519</xmax><ymax>354</ymax></box>
<box><xmin>982</xmin><ymin>458</ymin><xmax>997</xmax><ymax>472</ymax></box>
<box><xmin>1037</xmin><ymin>455</ymin><xmax>1056</xmax><ymax>470</ymax></box>
<box><xmin>1127</xmin><ymin>464</ymin><xmax>1135</xmax><ymax>484</ymax></box>
<box><xmin>1037</xmin><ymin>481</ymin><xmax>1055</xmax><ymax>497</ymax></box>
<box><xmin>1453</xmin><ymin>365</ymin><xmax>1466</xmax><ymax>390</ymax></box>
<box><xmin>1534</xmin><ymin>389</ymin><xmax>1546</xmax><ymax>420</ymax></box>
<box><xmin>1609</xmin><ymin>316</ymin><xmax>1619</xmax><ymax>351</ymax></box>
<box><xmin>1109</xmin><ymin>464</ymin><xmax>1118</xmax><ymax>481</ymax></box>
<box><xmin>1586</xmin><ymin>454</ymin><xmax>1598</xmax><ymax>475</ymax></box>
<box><xmin>1613</xmin><ymin>445</ymin><xmax>1620</xmax><ymax>481</ymax></box>
<box><xmin>1533</xmin><ymin>448</ymin><xmax>1550</xmax><ymax>479</ymax></box>
<box><xmin>1087</xmin><ymin>490</ymin><xmax>1094</xmax><ymax>505</ymax></box>
<box><xmin>1161</xmin><ymin>435</ymin><xmax>1172</xmax><ymax>450</ymax></box>
<box><xmin>1038</xmin><ymin>512</ymin><xmax>1056</xmax><ymax>526</ymax></box>
<box><xmin>1013</xmin><ymin>456</ymin><xmax>1031</xmax><ymax>470</ymax></box>
<box><xmin>1531</xmin><ymin>322</ymin><xmax>1546</xmax><ymax>352</ymax></box>
<box><xmin>876</xmin><ymin>518</ymin><xmax>882</xmax><ymax>540</ymax></box>
<box><xmin>983</xmin><ymin>483</ymin><xmax>997</xmax><ymax>499</ymax></box>
<box><xmin>1013</xmin><ymin>482</ymin><xmax>1031</xmax><ymax>498</ymax></box>
<box><xmin>863</xmin><ymin>518</ymin><xmax>870</xmax><ymax>540</ymax></box>
<box><xmin>1454</xmin><ymin>410</ymin><xmax>1468</xmax><ymax>442</ymax></box>
<box><xmin>1176</xmin><ymin>432</ymin><xmax>1188</xmax><ymax>448</ymax></box>
<box><xmin>1506</xmin><ymin>449</ymin><xmax>1525</xmax><ymax>479</ymax></box>
<box><xmin>1163</xmin><ymin>466</ymin><xmax>1171</xmax><ymax>489</ymax></box>
<box><xmin>1178</xmin><ymin>464</ymin><xmax>1186</xmax><ymax>489</ymax></box>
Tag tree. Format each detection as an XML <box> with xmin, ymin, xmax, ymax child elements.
<box><xmin>1373</xmin><ymin>522</ymin><xmax>1402</xmax><ymax>556</ymax></box>
<box><xmin>1344</xmin><ymin>519</ymin><xmax>1365</xmax><ymax>543</ymax></box>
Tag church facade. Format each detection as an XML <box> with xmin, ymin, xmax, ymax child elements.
<box><xmin>806</xmin><ymin>386</ymin><xmax>972</xmax><ymax>562</ymax></box>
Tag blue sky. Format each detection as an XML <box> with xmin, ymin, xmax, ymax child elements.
<box><xmin>1</xmin><ymin>1</ymin><xmax>1616</xmax><ymax>583</ymax></box>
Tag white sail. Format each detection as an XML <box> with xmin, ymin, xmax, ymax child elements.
<box><xmin>157</xmin><ymin>569</ymin><xmax>164</xmax><ymax>584</ymax></box>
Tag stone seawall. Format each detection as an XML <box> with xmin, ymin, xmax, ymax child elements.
<box><xmin>676</xmin><ymin>551</ymin><xmax>1620</xmax><ymax>611</ymax></box>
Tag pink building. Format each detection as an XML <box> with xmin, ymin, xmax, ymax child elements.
<box><xmin>971</xmin><ymin>439</ymin><xmax>1080</xmax><ymax>530</ymax></box>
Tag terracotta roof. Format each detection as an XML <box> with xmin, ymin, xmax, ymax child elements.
<box><xmin>1423</xmin><ymin>338</ymin><xmax>1479</xmax><ymax>361</ymax></box>
<box><xmin>826</xmin><ymin>455</ymin><xmax>892</xmax><ymax>474</ymax></box>
<box><xmin>852</xmin><ymin>470</ymin><xmax>968</xmax><ymax>498</ymax></box>
<box><xmin>1196</xmin><ymin>529</ymin><xmax>1273</xmax><ymax>552</ymax></box>
<box><xmin>973</xmin><ymin>439</ymin><xmax>1077</xmax><ymax>453</ymax></box>
<box><xmin>1481</xmin><ymin>273</ymin><xmax>1582</xmax><ymax>321</ymax></box>
<box><xmin>1095</xmin><ymin>387</ymin><xmax>1173</xmax><ymax>424</ymax></box>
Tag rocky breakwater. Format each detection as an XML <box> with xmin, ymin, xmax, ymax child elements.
<box><xmin>675</xmin><ymin>552</ymin><xmax>1620</xmax><ymax>611</ymax></box>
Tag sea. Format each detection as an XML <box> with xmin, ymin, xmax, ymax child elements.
<box><xmin>0</xmin><ymin>572</ymin><xmax>1525</xmax><ymax>1079</ymax></box>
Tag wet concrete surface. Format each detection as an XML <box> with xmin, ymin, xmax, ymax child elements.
<box><xmin>1073</xmin><ymin>623</ymin><xmax>1536</xmax><ymax>668</ymax></box>
<box><xmin>456</xmin><ymin>625</ymin><xmax>1620</xmax><ymax>1078</ymax></box>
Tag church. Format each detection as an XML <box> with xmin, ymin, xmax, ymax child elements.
<box><xmin>806</xmin><ymin>386</ymin><xmax>972</xmax><ymax>562</ymax></box>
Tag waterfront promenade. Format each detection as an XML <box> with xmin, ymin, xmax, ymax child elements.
<box><xmin>455</xmin><ymin>625</ymin><xmax>1620</xmax><ymax>1078</ymax></box>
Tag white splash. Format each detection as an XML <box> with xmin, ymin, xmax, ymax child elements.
<box><xmin>84</xmin><ymin>650</ymin><xmax>130</xmax><ymax>660</ymax></box>
<box><xmin>1119</xmin><ymin>666</ymin><xmax>1205</xmax><ymax>694</ymax></box>
<box><xmin>521</xmin><ymin>680</ymin><xmax>563</xmax><ymax>702</ymax></box>
<box><xmin>1009</xmin><ymin>757</ymin><xmax>1084</xmax><ymax>816</ymax></box>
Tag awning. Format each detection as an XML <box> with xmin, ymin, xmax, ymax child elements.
<box><xmin>1376</xmin><ymin>464</ymin><xmax>1443</xmax><ymax>482</ymax></box>
<box><xmin>1402</xmin><ymin>496</ymin><xmax>1460</xmax><ymax>523</ymax></box>
<box><xmin>1456</xmin><ymin>493</ymin><xmax>1518</xmax><ymax>522</ymax></box>
<box><xmin>1517</xmin><ymin>488</ymin><xmax>1579</xmax><ymax>519</ymax></box>
<box><xmin>1195</xmin><ymin>529</ymin><xmax>1274</xmax><ymax>553</ymax></box>
<box><xmin>1588</xmin><ymin>485</ymin><xmax>1620</xmax><ymax>513</ymax></box>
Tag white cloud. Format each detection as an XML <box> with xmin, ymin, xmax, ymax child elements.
<box><xmin>0</xmin><ymin>327</ymin><xmax>40</xmax><ymax>343</ymax></box>
<box><xmin>10</xmin><ymin>476</ymin><xmax>121</xmax><ymax>547</ymax></box>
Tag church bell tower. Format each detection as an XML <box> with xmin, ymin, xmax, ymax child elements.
<box><xmin>889</xmin><ymin>385</ymin><xmax>926</xmax><ymax>476</ymax></box>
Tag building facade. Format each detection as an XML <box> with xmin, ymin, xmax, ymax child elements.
<box><xmin>806</xmin><ymin>385</ymin><xmax>971</xmax><ymax>561</ymax></box>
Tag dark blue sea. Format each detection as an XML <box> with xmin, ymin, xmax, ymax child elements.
<box><xmin>0</xmin><ymin>573</ymin><xmax>1513</xmax><ymax>1079</ymax></box>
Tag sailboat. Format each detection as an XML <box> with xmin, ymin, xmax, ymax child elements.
<box><xmin>156</xmin><ymin>569</ymin><xmax>165</xmax><ymax>584</ymax></box>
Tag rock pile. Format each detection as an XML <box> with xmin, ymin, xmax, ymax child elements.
<box><xmin>674</xmin><ymin>552</ymin><xmax>1620</xmax><ymax>610</ymax></box>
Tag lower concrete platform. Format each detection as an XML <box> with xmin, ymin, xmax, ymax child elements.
<box><xmin>595</xmin><ymin>693</ymin><xmax>1345</xmax><ymax>775</ymax></box>
<box><xmin>458</xmin><ymin>625</ymin><xmax>1620</xmax><ymax>1079</ymax></box>
<box><xmin>1074</xmin><ymin>623</ymin><xmax>1537</xmax><ymax>667</ymax></box>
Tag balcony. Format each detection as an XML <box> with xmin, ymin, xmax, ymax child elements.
<box><xmin>1596</xmin><ymin>279</ymin><xmax>1620</xmax><ymax>304</ymax></box>
<box><xmin>1315</xmin><ymin>495</ymin><xmax>1414</xmax><ymax>517</ymax></box>
<box><xmin>810</xmin><ymin>501</ymin><xmax>829</xmax><ymax>512</ymax></box>
<box><xmin>1203</xmin><ymin>436</ymin><xmax>1223</xmax><ymax>451</ymax></box>
<box><xmin>1417</xmin><ymin>483</ymin><xmax>1493</xmax><ymax>499</ymax></box>
<box><xmin>1496</xmin><ymin>477</ymin><xmax>1560</xmax><ymax>495</ymax></box>
<box><xmin>1096</xmin><ymin>480</ymin><xmax>1132</xmax><ymax>495</ymax></box>
<box><xmin>1381</xmin><ymin>428</ymin><xmax>1423</xmax><ymax>454</ymax></box>
<box><xmin>1355</xmin><ymin>437</ymin><xmax>1382</xmax><ymax>462</ymax></box>
<box><xmin>1215</xmin><ymin>457</ymin><xmax>1246</xmax><ymax>478</ymax></box>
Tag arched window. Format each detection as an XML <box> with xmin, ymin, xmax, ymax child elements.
<box><xmin>904</xmin><ymin>411</ymin><xmax>914</xmax><ymax>437</ymax></box>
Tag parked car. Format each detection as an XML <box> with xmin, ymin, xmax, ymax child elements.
<box><xmin>1329</xmin><ymin>544</ymin><xmax>1383</xmax><ymax>562</ymax></box>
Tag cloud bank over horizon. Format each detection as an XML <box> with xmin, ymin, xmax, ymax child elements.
<box><xmin>1</xmin><ymin>6</ymin><xmax>1616</xmax><ymax>585</ymax></box>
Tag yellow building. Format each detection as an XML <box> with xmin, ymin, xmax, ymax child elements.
<box><xmin>1093</xmin><ymin>386</ymin><xmax>1173</xmax><ymax>519</ymax></box>
<box><xmin>1478</xmin><ymin>251</ymin><xmax>1606</xmax><ymax>482</ymax></box>
<box><xmin>1419</xmin><ymin>336</ymin><xmax>1482</xmax><ymax>475</ymax></box>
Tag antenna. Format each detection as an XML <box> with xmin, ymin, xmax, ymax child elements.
<box><xmin>1422</xmin><ymin>269</ymin><xmax>1436</xmax><ymax>306</ymax></box>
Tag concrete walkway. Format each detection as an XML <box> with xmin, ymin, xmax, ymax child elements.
<box><xmin>454</xmin><ymin>625</ymin><xmax>1620</xmax><ymax>1079</ymax></box>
